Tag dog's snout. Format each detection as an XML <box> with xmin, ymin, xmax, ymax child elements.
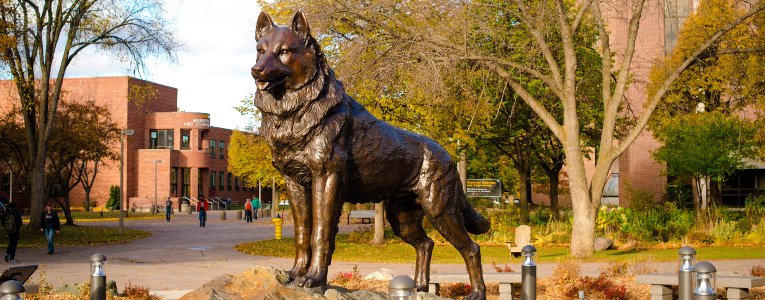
<box><xmin>251</xmin><ymin>65</ymin><xmax>262</xmax><ymax>78</ymax></box>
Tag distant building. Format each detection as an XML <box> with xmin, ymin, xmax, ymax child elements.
<box><xmin>0</xmin><ymin>76</ymin><xmax>271</xmax><ymax>210</ymax></box>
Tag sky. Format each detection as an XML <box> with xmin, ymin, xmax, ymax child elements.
<box><xmin>65</xmin><ymin>0</ymin><xmax>263</xmax><ymax>130</ymax></box>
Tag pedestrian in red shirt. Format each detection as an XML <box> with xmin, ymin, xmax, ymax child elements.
<box><xmin>197</xmin><ymin>196</ymin><xmax>208</xmax><ymax>227</ymax></box>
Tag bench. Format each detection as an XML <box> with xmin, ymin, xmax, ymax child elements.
<box><xmin>505</xmin><ymin>225</ymin><xmax>531</xmax><ymax>258</ymax></box>
<box><xmin>429</xmin><ymin>273</ymin><xmax>521</xmax><ymax>300</ymax></box>
<box><xmin>636</xmin><ymin>273</ymin><xmax>765</xmax><ymax>300</ymax></box>
<box><xmin>347</xmin><ymin>210</ymin><xmax>375</xmax><ymax>224</ymax></box>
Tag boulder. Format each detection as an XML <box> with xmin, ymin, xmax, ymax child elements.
<box><xmin>594</xmin><ymin>237</ymin><xmax>614</xmax><ymax>251</ymax></box>
<box><xmin>363</xmin><ymin>268</ymin><xmax>395</xmax><ymax>281</ymax></box>
<box><xmin>179</xmin><ymin>266</ymin><xmax>449</xmax><ymax>300</ymax></box>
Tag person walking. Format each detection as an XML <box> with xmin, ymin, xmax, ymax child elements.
<box><xmin>165</xmin><ymin>197</ymin><xmax>173</xmax><ymax>222</ymax></box>
<box><xmin>3</xmin><ymin>202</ymin><xmax>21</xmax><ymax>262</ymax></box>
<box><xmin>197</xmin><ymin>196</ymin><xmax>208</xmax><ymax>227</ymax></box>
<box><xmin>251</xmin><ymin>197</ymin><xmax>261</xmax><ymax>220</ymax></box>
<box><xmin>244</xmin><ymin>199</ymin><xmax>253</xmax><ymax>223</ymax></box>
<box><xmin>40</xmin><ymin>202</ymin><xmax>61</xmax><ymax>254</ymax></box>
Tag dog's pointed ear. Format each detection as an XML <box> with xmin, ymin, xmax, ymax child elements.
<box><xmin>290</xmin><ymin>10</ymin><xmax>311</xmax><ymax>41</ymax></box>
<box><xmin>256</xmin><ymin>11</ymin><xmax>275</xmax><ymax>40</ymax></box>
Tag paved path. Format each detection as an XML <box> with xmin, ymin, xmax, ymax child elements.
<box><xmin>10</xmin><ymin>211</ymin><xmax>765</xmax><ymax>297</ymax></box>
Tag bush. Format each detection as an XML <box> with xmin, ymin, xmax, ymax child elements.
<box><xmin>746</xmin><ymin>194</ymin><xmax>765</xmax><ymax>223</ymax></box>
<box><xmin>440</xmin><ymin>282</ymin><xmax>472</xmax><ymax>299</ymax></box>
<box><xmin>105</xmin><ymin>185</ymin><xmax>120</xmax><ymax>211</ymax></box>
<box><xmin>566</xmin><ymin>274</ymin><xmax>629</xmax><ymax>300</ymax></box>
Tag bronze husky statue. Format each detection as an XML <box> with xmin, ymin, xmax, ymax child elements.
<box><xmin>251</xmin><ymin>10</ymin><xmax>491</xmax><ymax>300</ymax></box>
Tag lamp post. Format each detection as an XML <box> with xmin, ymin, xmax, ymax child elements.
<box><xmin>0</xmin><ymin>280</ymin><xmax>24</xmax><ymax>300</ymax></box>
<box><xmin>521</xmin><ymin>245</ymin><xmax>537</xmax><ymax>300</ymax></box>
<box><xmin>154</xmin><ymin>160</ymin><xmax>162</xmax><ymax>214</ymax></box>
<box><xmin>119</xmin><ymin>129</ymin><xmax>134</xmax><ymax>234</ymax></box>
<box><xmin>677</xmin><ymin>246</ymin><xmax>696</xmax><ymax>300</ymax></box>
<box><xmin>90</xmin><ymin>253</ymin><xmax>107</xmax><ymax>300</ymax></box>
<box><xmin>388</xmin><ymin>275</ymin><xmax>416</xmax><ymax>300</ymax></box>
<box><xmin>693</xmin><ymin>261</ymin><xmax>717</xmax><ymax>300</ymax></box>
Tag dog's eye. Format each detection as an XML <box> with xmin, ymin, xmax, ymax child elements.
<box><xmin>257</xmin><ymin>48</ymin><xmax>265</xmax><ymax>54</ymax></box>
<box><xmin>279</xmin><ymin>49</ymin><xmax>290</xmax><ymax>56</ymax></box>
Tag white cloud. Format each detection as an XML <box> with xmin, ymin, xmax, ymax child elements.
<box><xmin>65</xmin><ymin>0</ymin><xmax>262</xmax><ymax>130</ymax></box>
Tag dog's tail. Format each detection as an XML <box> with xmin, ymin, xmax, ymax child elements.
<box><xmin>463</xmin><ymin>203</ymin><xmax>491</xmax><ymax>234</ymax></box>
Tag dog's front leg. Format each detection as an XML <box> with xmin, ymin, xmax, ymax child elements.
<box><xmin>284</xmin><ymin>176</ymin><xmax>311</xmax><ymax>280</ymax></box>
<box><xmin>295</xmin><ymin>171</ymin><xmax>344</xmax><ymax>289</ymax></box>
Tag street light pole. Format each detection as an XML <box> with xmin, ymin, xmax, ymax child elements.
<box><xmin>119</xmin><ymin>129</ymin><xmax>134</xmax><ymax>234</ymax></box>
<box><xmin>154</xmin><ymin>160</ymin><xmax>162</xmax><ymax>214</ymax></box>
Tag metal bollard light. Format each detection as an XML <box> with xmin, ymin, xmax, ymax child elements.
<box><xmin>90</xmin><ymin>253</ymin><xmax>107</xmax><ymax>300</ymax></box>
<box><xmin>677</xmin><ymin>246</ymin><xmax>696</xmax><ymax>300</ymax></box>
<box><xmin>521</xmin><ymin>244</ymin><xmax>537</xmax><ymax>300</ymax></box>
<box><xmin>0</xmin><ymin>280</ymin><xmax>24</xmax><ymax>300</ymax></box>
<box><xmin>692</xmin><ymin>261</ymin><xmax>716</xmax><ymax>300</ymax></box>
<box><xmin>388</xmin><ymin>275</ymin><xmax>416</xmax><ymax>300</ymax></box>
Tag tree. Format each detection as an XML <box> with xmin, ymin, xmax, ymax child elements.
<box><xmin>648</xmin><ymin>0</ymin><xmax>765</xmax><ymax>212</ymax></box>
<box><xmin>0</xmin><ymin>0</ymin><xmax>179</xmax><ymax>229</ymax></box>
<box><xmin>653</xmin><ymin>112</ymin><xmax>759</xmax><ymax>211</ymax></box>
<box><xmin>259</xmin><ymin>0</ymin><xmax>765</xmax><ymax>257</ymax></box>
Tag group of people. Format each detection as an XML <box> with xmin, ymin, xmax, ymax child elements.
<box><xmin>243</xmin><ymin>197</ymin><xmax>261</xmax><ymax>223</ymax></box>
<box><xmin>0</xmin><ymin>200</ymin><xmax>60</xmax><ymax>262</ymax></box>
<box><xmin>161</xmin><ymin>196</ymin><xmax>262</xmax><ymax>227</ymax></box>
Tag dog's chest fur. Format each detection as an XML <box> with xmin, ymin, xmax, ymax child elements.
<box><xmin>255</xmin><ymin>72</ymin><xmax>349</xmax><ymax>184</ymax></box>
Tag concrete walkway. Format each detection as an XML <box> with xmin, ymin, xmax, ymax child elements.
<box><xmin>10</xmin><ymin>211</ymin><xmax>765</xmax><ymax>298</ymax></box>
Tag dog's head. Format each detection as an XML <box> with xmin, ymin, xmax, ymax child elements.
<box><xmin>251</xmin><ymin>11</ymin><xmax>322</xmax><ymax>93</ymax></box>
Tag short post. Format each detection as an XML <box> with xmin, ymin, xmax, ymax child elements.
<box><xmin>90</xmin><ymin>253</ymin><xmax>107</xmax><ymax>300</ymax></box>
<box><xmin>692</xmin><ymin>261</ymin><xmax>716</xmax><ymax>300</ymax></box>
<box><xmin>271</xmin><ymin>215</ymin><xmax>283</xmax><ymax>240</ymax></box>
<box><xmin>388</xmin><ymin>275</ymin><xmax>416</xmax><ymax>300</ymax></box>
<box><xmin>521</xmin><ymin>245</ymin><xmax>537</xmax><ymax>300</ymax></box>
<box><xmin>220</xmin><ymin>210</ymin><xmax>226</xmax><ymax>220</ymax></box>
<box><xmin>0</xmin><ymin>280</ymin><xmax>24</xmax><ymax>300</ymax></box>
<box><xmin>578</xmin><ymin>290</ymin><xmax>585</xmax><ymax>300</ymax></box>
<box><xmin>678</xmin><ymin>246</ymin><xmax>696</xmax><ymax>300</ymax></box>
<box><xmin>237</xmin><ymin>210</ymin><xmax>243</xmax><ymax>220</ymax></box>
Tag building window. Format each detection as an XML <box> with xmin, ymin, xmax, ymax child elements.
<box><xmin>182</xmin><ymin>168</ymin><xmax>191</xmax><ymax>198</ymax></box>
<box><xmin>235</xmin><ymin>176</ymin><xmax>240</xmax><ymax>191</ymax></box>
<box><xmin>210</xmin><ymin>140</ymin><xmax>217</xmax><ymax>158</ymax></box>
<box><xmin>227</xmin><ymin>173</ymin><xmax>232</xmax><ymax>191</ymax></box>
<box><xmin>219</xmin><ymin>171</ymin><xmax>225</xmax><ymax>191</ymax></box>
<box><xmin>171</xmin><ymin>168</ymin><xmax>178</xmax><ymax>196</ymax></box>
<box><xmin>219</xmin><ymin>141</ymin><xmax>225</xmax><ymax>159</ymax></box>
<box><xmin>210</xmin><ymin>172</ymin><xmax>216</xmax><ymax>190</ymax></box>
<box><xmin>149</xmin><ymin>129</ymin><xmax>174</xmax><ymax>149</ymax></box>
<box><xmin>181</xmin><ymin>129</ymin><xmax>191</xmax><ymax>150</ymax></box>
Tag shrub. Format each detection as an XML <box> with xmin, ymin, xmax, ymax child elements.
<box><xmin>745</xmin><ymin>224</ymin><xmax>765</xmax><ymax>244</ymax></box>
<box><xmin>122</xmin><ymin>283</ymin><xmax>160</xmax><ymax>300</ymax></box>
<box><xmin>685</xmin><ymin>230</ymin><xmax>715</xmax><ymax>245</ymax></box>
<box><xmin>600</xmin><ymin>261</ymin><xmax>628</xmax><ymax>277</ymax></box>
<box><xmin>628</xmin><ymin>256</ymin><xmax>658</xmax><ymax>275</ymax></box>
<box><xmin>492</xmin><ymin>262</ymin><xmax>513</xmax><ymax>273</ymax></box>
<box><xmin>329</xmin><ymin>265</ymin><xmax>361</xmax><ymax>285</ymax></box>
<box><xmin>746</xmin><ymin>194</ymin><xmax>765</xmax><ymax>223</ymax></box>
<box><xmin>751</xmin><ymin>265</ymin><xmax>765</xmax><ymax>277</ymax></box>
<box><xmin>565</xmin><ymin>274</ymin><xmax>630</xmax><ymax>300</ymax></box>
<box><xmin>710</xmin><ymin>220</ymin><xmax>740</xmax><ymax>244</ymax></box>
<box><xmin>440</xmin><ymin>282</ymin><xmax>472</xmax><ymax>299</ymax></box>
<box><xmin>105</xmin><ymin>185</ymin><xmax>120</xmax><ymax>211</ymax></box>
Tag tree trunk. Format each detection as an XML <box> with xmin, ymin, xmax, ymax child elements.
<box><xmin>547</xmin><ymin>170</ymin><xmax>560</xmax><ymax>217</ymax></box>
<box><xmin>372</xmin><ymin>202</ymin><xmax>384</xmax><ymax>245</ymax></box>
<box><xmin>458</xmin><ymin>150</ymin><xmax>467</xmax><ymax>193</ymax></box>
<box><xmin>63</xmin><ymin>192</ymin><xmax>74</xmax><ymax>225</ymax></box>
<box><xmin>84</xmin><ymin>188</ymin><xmax>92</xmax><ymax>212</ymax></box>
<box><xmin>27</xmin><ymin>160</ymin><xmax>46</xmax><ymax>229</ymax></box>
<box><xmin>518</xmin><ymin>167</ymin><xmax>530</xmax><ymax>224</ymax></box>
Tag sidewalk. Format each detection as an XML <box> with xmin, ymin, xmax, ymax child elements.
<box><xmin>10</xmin><ymin>211</ymin><xmax>764</xmax><ymax>299</ymax></box>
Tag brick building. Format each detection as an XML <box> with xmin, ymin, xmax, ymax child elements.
<box><xmin>0</xmin><ymin>76</ymin><xmax>272</xmax><ymax>210</ymax></box>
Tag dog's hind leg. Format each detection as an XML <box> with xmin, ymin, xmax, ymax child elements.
<box><xmin>385</xmin><ymin>200</ymin><xmax>434</xmax><ymax>292</ymax></box>
<box><xmin>285</xmin><ymin>176</ymin><xmax>312</xmax><ymax>280</ymax></box>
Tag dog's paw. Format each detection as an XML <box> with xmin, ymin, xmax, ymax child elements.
<box><xmin>295</xmin><ymin>273</ymin><xmax>326</xmax><ymax>288</ymax></box>
<box><xmin>462</xmin><ymin>290</ymin><xmax>486</xmax><ymax>300</ymax></box>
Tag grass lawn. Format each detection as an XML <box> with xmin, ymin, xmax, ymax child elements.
<box><xmin>0</xmin><ymin>225</ymin><xmax>150</xmax><ymax>248</ymax></box>
<box><xmin>236</xmin><ymin>236</ymin><xmax>765</xmax><ymax>264</ymax></box>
